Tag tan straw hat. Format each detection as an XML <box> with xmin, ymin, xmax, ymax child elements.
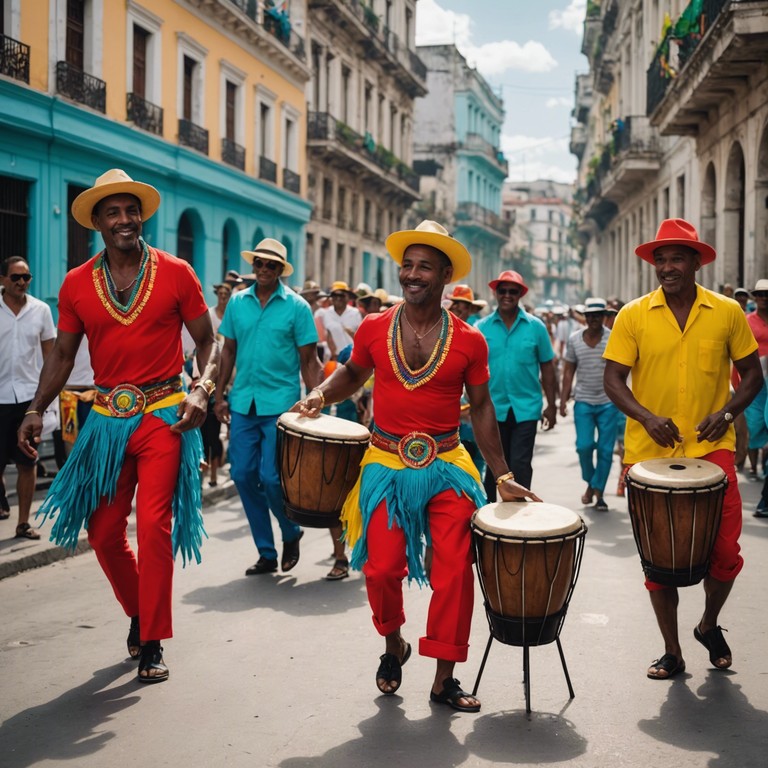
<box><xmin>71</xmin><ymin>169</ymin><xmax>161</xmax><ymax>230</ymax></box>
<box><xmin>241</xmin><ymin>238</ymin><xmax>294</xmax><ymax>277</ymax></box>
<box><xmin>385</xmin><ymin>220</ymin><xmax>472</xmax><ymax>281</ymax></box>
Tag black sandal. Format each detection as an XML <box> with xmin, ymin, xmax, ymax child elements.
<box><xmin>127</xmin><ymin>616</ymin><xmax>140</xmax><ymax>660</ymax></box>
<box><xmin>430</xmin><ymin>678</ymin><xmax>481</xmax><ymax>712</ymax></box>
<box><xmin>15</xmin><ymin>522</ymin><xmax>40</xmax><ymax>540</ymax></box>
<box><xmin>647</xmin><ymin>653</ymin><xmax>685</xmax><ymax>679</ymax></box>
<box><xmin>694</xmin><ymin>624</ymin><xmax>732</xmax><ymax>669</ymax></box>
<box><xmin>375</xmin><ymin>642</ymin><xmax>412</xmax><ymax>695</ymax></box>
<box><xmin>137</xmin><ymin>642</ymin><xmax>169</xmax><ymax>684</ymax></box>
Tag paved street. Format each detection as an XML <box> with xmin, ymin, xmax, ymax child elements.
<box><xmin>2</xmin><ymin>414</ymin><xmax>767</xmax><ymax>767</ymax></box>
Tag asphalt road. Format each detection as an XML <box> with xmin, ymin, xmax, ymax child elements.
<box><xmin>2</xmin><ymin>414</ymin><xmax>767</xmax><ymax>767</ymax></box>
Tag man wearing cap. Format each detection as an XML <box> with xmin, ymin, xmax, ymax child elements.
<box><xmin>559</xmin><ymin>298</ymin><xmax>618</xmax><ymax>511</ymax></box>
<box><xmin>215</xmin><ymin>238</ymin><xmax>322</xmax><ymax>577</ymax></box>
<box><xmin>477</xmin><ymin>270</ymin><xmax>558</xmax><ymax>498</ymax></box>
<box><xmin>322</xmin><ymin>281</ymin><xmax>362</xmax><ymax>359</ymax></box>
<box><xmin>604</xmin><ymin>218</ymin><xmax>763</xmax><ymax>680</ymax></box>
<box><xmin>18</xmin><ymin>169</ymin><xmax>218</xmax><ymax>684</ymax></box>
<box><xmin>294</xmin><ymin>220</ymin><xmax>540</xmax><ymax>713</ymax></box>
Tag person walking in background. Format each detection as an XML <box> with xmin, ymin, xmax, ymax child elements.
<box><xmin>215</xmin><ymin>238</ymin><xmax>321</xmax><ymax>577</ymax></box>
<box><xmin>323</xmin><ymin>281</ymin><xmax>361</xmax><ymax>360</ymax></box>
<box><xmin>0</xmin><ymin>256</ymin><xmax>56</xmax><ymax>537</ymax></box>
<box><xmin>559</xmin><ymin>298</ymin><xmax>618</xmax><ymax>511</ymax></box>
<box><xmin>477</xmin><ymin>270</ymin><xmax>557</xmax><ymax>499</ymax></box>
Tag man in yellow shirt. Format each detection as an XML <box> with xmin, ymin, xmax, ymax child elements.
<box><xmin>604</xmin><ymin>218</ymin><xmax>762</xmax><ymax>680</ymax></box>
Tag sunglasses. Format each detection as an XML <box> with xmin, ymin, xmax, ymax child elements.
<box><xmin>330</xmin><ymin>292</ymin><xmax>348</xmax><ymax>299</ymax></box>
<box><xmin>752</xmin><ymin>292</ymin><xmax>768</xmax><ymax>298</ymax></box>
<box><xmin>253</xmin><ymin>258</ymin><xmax>280</xmax><ymax>271</ymax></box>
<box><xmin>496</xmin><ymin>287</ymin><xmax>521</xmax><ymax>297</ymax></box>
<box><xmin>9</xmin><ymin>273</ymin><xmax>33</xmax><ymax>283</ymax></box>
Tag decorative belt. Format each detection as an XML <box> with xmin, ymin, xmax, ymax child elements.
<box><xmin>93</xmin><ymin>376</ymin><xmax>185</xmax><ymax>418</ymax></box>
<box><xmin>371</xmin><ymin>425</ymin><xmax>460</xmax><ymax>469</ymax></box>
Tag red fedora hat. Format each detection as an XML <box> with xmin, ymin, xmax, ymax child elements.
<box><xmin>488</xmin><ymin>269</ymin><xmax>529</xmax><ymax>296</ymax></box>
<box><xmin>635</xmin><ymin>218</ymin><xmax>716</xmax><ymax>265</ymax></box>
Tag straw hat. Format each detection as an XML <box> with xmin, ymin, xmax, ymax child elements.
<box><xmin>488</xmin><ymin>270</ymin><xmax>529</xmax><ymax>296</ymax></box>
<box><xmin>241</xmin><ymin>238</ymin><xmax>293</xmax><ymax>277</ymax></box>
<box><xmin>446</xmin><ymin>285</ymin><xmax>477</xmax><ymax>304</ymax></box>
<box><xmin>300</xmin><ymin>279</ymin><xmax>322</xmax><ymax>296</ymax></box>
<box><xmin>71</xmin><ymin>169</ymin><xmax>161</xmax><ymax>230</ymax></box>
<box><xmin>385</xmin><ymin>220</ymin><xmax>472</xmax><ymax>281</ymax></box>
<box><xmin>329</xmin><ymin>281</ymin><xmax>356</xmax><ymax>296</ymax></box>
<box><xmin>635</xmin><ymin>218</ymin><xmax>716</xmax><ymax>265</ymax></box>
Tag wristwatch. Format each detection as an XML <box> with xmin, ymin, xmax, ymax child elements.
<box><xmin>722</xmin><ymin>411</ymin><xmax>734</xmax><ymax>423</ymax></box>
<box><xmin>194</xmin><ymin>378</ymin><xmax>216</xmax><ymax>397</ymax></box>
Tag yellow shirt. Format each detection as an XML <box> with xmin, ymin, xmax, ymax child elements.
<box><xmin>604</xmin><ymin>285</ymin><xmax>757</xmax><ymax>463</ymax></box>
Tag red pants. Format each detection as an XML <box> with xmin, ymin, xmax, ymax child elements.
<box><xmin>646</xmin><ymin>449</ymin><xmax>743</xmax><ymax>591</ymax></box>
<box><xmin>86</xmin><ymin>416</ymin><xmax>181</xmax><ymax>640</ymax></box>
<box><xmin>362</xmin><ymin>489</ymin><xmax>476</xmax><ymax>662</ymax></box>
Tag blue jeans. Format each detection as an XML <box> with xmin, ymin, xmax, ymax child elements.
<box><xmin>573</xmin><ymin>401</ymin><xmax>619</xmax><ymax>493</ymax></box>
<box><xmin>228</xmin><ymin>411</ymin><xmax>300</xmax><ymax>560</ymax></box>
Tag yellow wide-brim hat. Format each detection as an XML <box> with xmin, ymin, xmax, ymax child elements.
<box><xmin>385</xmin><ymin>220</ymin><xmax>472</xmax><ymax>281</ymax></box>
<box><xmin>71</xmin><ymin>169</ymin><xmax>161</xmax><ymax>230</ymax></box>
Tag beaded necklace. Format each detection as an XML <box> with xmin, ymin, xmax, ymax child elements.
<box><xmin>387</xmin><ymin>303</ymin><xmax>453</xmax><ymax>390</ymax></box>
<box><xmin>92</xmin><ymin>238</ymin><xmax>157</xmax><ymax>326</ymax></box>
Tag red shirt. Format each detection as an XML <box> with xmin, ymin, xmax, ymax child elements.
<box><xmin>351</xmin><ymin>306</ymin><xmax>489</xmax><ymax>435</ymax></box>
<box><xmin>58</xmin><ymin>247</ymin><xmax>208</xmax><ymax>388</ymax></box>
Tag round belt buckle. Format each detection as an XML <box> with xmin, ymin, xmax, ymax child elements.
<box><xmin>397</xmin><ymin>431</ymin><xmax>438</xmax><ymax>469</ymax></box>
<box><xmin>106</xmin><ymin>384</ymin><xmax>146</xmax><ymax>418</ymax></box>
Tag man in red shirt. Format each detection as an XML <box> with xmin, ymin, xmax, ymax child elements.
<box><xmin>18</xmin><ymin>169</ymin><xmax>218</xmax><ymax>684</ymax></box>
<box><xmin>295</xmin><ymin>221</ymin><xmax>540</xmax><ymax>712</ymax></box>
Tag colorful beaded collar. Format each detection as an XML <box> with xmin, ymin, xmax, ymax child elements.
<box><xmin>92</xmin><ymin>239</ymin><xmax>156</xmax><ymax>326</ymax></box>
<box><xmin>387</xmin><ymin>303</ymin><xmax>454</xmax><ymax>390</ymax></box>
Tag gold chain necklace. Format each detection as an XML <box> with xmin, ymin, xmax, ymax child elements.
<box><xmin>400</xmin><ymin>309</ymin><xmax>443</xmax><ymax>348</ymax></box>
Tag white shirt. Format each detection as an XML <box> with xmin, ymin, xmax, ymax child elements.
<box><xmin>65</xmin><ymin>337</ymin><xmax>95</xmax><ymax>388</ymax></box>
<box><xmin>322</xmin><ymin>305</ymin><xmax>361</xmax><ymax>355</ymax></box>
<box><xmin>0</xmin><ymin>293</ymin><xmax>56</xmax><ymax>403</ymax></box>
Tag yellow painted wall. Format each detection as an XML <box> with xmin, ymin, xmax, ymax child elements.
<box><xmin>21</xmin><ymin>0</ymin><xmax>50</xmax><ymax>91</ymax></box>
<box><xmin>103</xmin><ymin>1</ymin><xmax>127</xmax><ymax>118</ymax></box>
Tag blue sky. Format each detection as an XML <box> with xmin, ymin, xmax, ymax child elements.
<box><xmin>415</xmin><ymin>0</ymin><xmax>587</xmax><ymax>184</ymax></box>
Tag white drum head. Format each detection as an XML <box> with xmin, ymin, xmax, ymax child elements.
<box><xmin>473</xmin><ymin>502</ymin><xmax>582</xmax><ymax>538</ymax></box>
<box><xmin>277</xmin><ymin>411</ymin><xmax>370</xmax><ymax>442</ymax></box>
<box><xmin>627</xmin><ymin>458</ymin><xmax>725</xmax><ymax>489</ymax></box>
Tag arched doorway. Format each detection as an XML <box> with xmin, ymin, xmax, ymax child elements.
<box><xmin>701</xmin><ymin>162</ymin><xmax>717</xmax><ymax>290</ymax></box>
<box><xmin>723</xmin><ymin>142</ymin><xmax>745</xmax><ymax>288</ymax></box>
<box><xmin>222</xmin><ymin>218</ymin><xmax>240</xmax><ymax>279</ymax></box>
<box><xmin>757</xmin><ymin>121</ymin><xmax>768</xmax><ymax>279</ymax></box>
<box><xmin>178</xmin><ymin>212</ymin><xmax>195</xmax><ymax>265</ymax></box>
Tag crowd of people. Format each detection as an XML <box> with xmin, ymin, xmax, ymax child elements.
<box><xmin>1</xmin><ymin>170</ymin><xmax>765</xmax><ymax>703</ymax></box>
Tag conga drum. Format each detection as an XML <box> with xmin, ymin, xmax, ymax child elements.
<box><xmin>276</xmin><ymin>412</ymin><xmax>370</xmax><ymax>527</ymax></box>
<box><xmin>626</xmin><ymin>458</ymin><xmax>726</xmax><ymax>587</ymax></box>
<box><xmin>471</xmin><ymin>502</ymin><xmax>587</xmax><ymax>647</ymax></box>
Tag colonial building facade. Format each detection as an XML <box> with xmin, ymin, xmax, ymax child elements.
<box><xmin>0</xmin><ymin>0</ymin><xmax>312</xmax><ymax>308</ymax></box>
<box><xmin>572</xmin><ymin>0</ymin><xmax>768</xmax><ymax>302</ymax></box>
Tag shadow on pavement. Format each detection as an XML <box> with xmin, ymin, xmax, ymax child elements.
<box><xmin>0</xmin><ymin>664</ymin><xmax>140</xmax><ymax>765</ymax></box>
<box><xmin>638</xmin><ymin>672</ymin><xmax>768</xmax><ymax>767</ymax></box>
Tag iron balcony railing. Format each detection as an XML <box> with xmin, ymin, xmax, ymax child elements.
<box><xmin>283</xmin><ymin>168</ymin><xmax>301</xmax><ymax>194</ymax></box>
<box><xmin>1</xmin><ymin>34</ymin><xmax>30</xmax><ymax>83</ymax></box>
<box><xmin>178</xmin><ymin>118</ymin><xmax>209</xmax><ymax>154</ymax></box>
<box><xmin>455</xmin><ymin>201</ymin><xmax>510</xmax><ymax>236</ymax></box>
<box><xmin>126</xmin><ymin>93</ymin><xmax>163</xmax><ymax>135</ymax></box>
<box><xmin>259</xmin><ymin>156</ymin><xmax>277</xmax><ymax>182</ymax></box>
<box><xmin>222</xmin><ymin>137</ymin><xmax>246</xmax><ymax>170</ymax></box>
<box><xmin>56</xmin><ymin>61</ymin><xmax>106</xmax><ymax>113</ymax></box>
<box><xmin>646</xmin><ymin>0</ymin><xmax>730</xmax><ymax>114</ymax></box>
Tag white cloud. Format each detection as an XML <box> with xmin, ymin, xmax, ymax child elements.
<box><xmin>501</xmin><ymin>134</ymin><xmax>576</xmax><ymax>184</ymax></box>
<box><xmin>416</xmin><ymin>0</ymin><xmax>557</xmax><ymax>77</ymax></box>
<box><xmin>549</xmin><ymin>0</ymin><xmax>586</xmax><ymax>34</ymax></box>
<box><xmin>546</xmin><ymin>96</ymin><xmax>573</xmax><ymax>109</ymax></box>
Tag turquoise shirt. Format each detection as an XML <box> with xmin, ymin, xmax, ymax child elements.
<box><xmin>476</xmin><ymin>308</ymin><xmax>555</xmax><ymax>421</ymax></box>
<box><xmin>219</xmin><ymin>282</ymin><xmax>318</xmax><ymax>415</ymax></box>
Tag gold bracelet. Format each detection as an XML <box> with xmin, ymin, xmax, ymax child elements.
<box><xmin>24</xmin><ymin>410</ymin><xmax>41</xmax><ymax>417</ymax></box>
<box><xmin>495</xmin><ymin>471</ymin><xmax>515</xmax><ymax>487</ymax></box>
<box><xmin>310</xmin><ymin>388</ymin><xmax>325</xmax><ymax>409</ymax></box>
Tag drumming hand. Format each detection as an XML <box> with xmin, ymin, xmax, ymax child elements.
<box><xmin>498</xmin><ymin>479</ymin><xmax>542</xmax><ymax>503</ymax></box>
<box><xmin>171</xmin><ymin>390</ymin><xmax>208</xmax><ymax>433</ymax></box>
<box><xmin>213</xmin><ymin>399</ymin><xmax>230</xmax><ymax>425</ymax></box>
<box><xmin>292</xmin><ymin>391</ymin><xmax>324</xmax><ymax>419</ymax></box>
<box><xmin>642</xmin><ymin>414</ymin><xmax>682</xmax><ymax>448</ymax></box>
<box><xmin>695</xmin><ymin>412</ymin><xmax>731</xmax><ymax>443</ymax></box>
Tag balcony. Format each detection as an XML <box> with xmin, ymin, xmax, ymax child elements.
<box><xmin>569</xmin><ymin>123</ymin><xmax>587</xmax><ymax>159</ymax></box>
<box><xmin>647</xmin><ymin>0</ymin><xmax>768</xmax><ymax>135</ymax></box>
<box><xmin>307</xmin><ymin>111</ymin><xmax>420</xmax><ymax>203</ymax></box>
<box><xmin>178</xmin><ymin>118</ymin><xmax>209</xmax><ymax>154</ymax></box>
<box><xmin>126</xmin><ymin>93</ymin><xmax>163</xmax><ymax>136</ymax></box>
<box><xmin>56</xmin><ymin>62</ymin><xmax>106</xmax><ymax>113</ymax></box>
<box><xmin>573</xmin><ymin>73</ymin><xmax>592</xmax><ymax>124</ymax></box>
<box><xmin>454</xmin><ymin>201</ymin><xmax>510</xmax><ymax>239</ymax></box>
<box><xmin>259</xmin><ymin>156</ymin><xmax>277</xmax><ymax>183</ymax></box>
<box><xmin>1</xmin><ymin>34</ymin><xmax>30</xmax><ymax>83</ymax></box>
<box><xmin>595</xmin><ymin>54</ymin><xmax>615</xmax><ymax>95</ymax></box>
<box><xmin>308</xmin><ymin>0</ymin><xmax>426</xmax><ymax>97</ymax></box>
<box><xmin>459</xmin><ymin>133</ymin><xmax>509</xmax><ymax>176</ymax></box>
<box><xmin>283</xmin><ymin>167</ymin><xmax>301</xmax><ymax>194</ymax></box>
<box><xmin>222</xmin><ymin>137</ymin><xmax>245</xmax><ymax>170</ymax></box>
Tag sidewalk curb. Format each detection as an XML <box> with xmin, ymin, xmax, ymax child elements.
<box><xmin>0</xmin><ymin>481</ymin><xmax>239</xmax><ymax>581</ymax></box>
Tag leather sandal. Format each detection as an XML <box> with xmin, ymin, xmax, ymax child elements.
<box><xmin>138</xmin><ymin>642</ymin><xmax>169</xmax><ymax>684</ymax></box>
<box><xmin>375</xmin><ymin>642</ymin><xmax>412</xmax><ymax>695</ymax></box>
<box><xmin>647</xmin><ymin>653</ymin><xmax>685</xmax><ymax>680</ymax></box>
<box><xmin>325</xmin><ymin>558</ymin><xmax>349</xmax><ymax>581</ymax></box>
<box><xmin>281</xmin><ymin>530</ymin><xmax>304</xmax><ymax>572</ymax></box>
<box><xmin>694</xmin><ymin>624</ymin><xmax>732</xmax><ymax>669</ymax></box>
<box><xmin>127</xmin><ymin>616</ymin><xmax>140</xmax><ymax>660</ymax></box>
<box><xmin>15</xmin><ymin>522</ymin><xmax>40</xmax><ymax>540</ymax></box>
<box><xmin>430</xmin><ymin>677</ymin><xmax>481</xmax><ymax>712</ymax></box>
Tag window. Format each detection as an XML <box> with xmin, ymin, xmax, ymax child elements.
<box><xmin>225</xmin><ymin>81</ymin><xmax>236</xmax><ymax>140</ymax></box>
<box><xmin>1</xmin><ymin>176</ymin><xmax>31</xmax><ymax>265</ymax></box>
<box><xmin>341</xmin><ymin>66</ymin><xmax>351</xmax><ymax>123</ymax></box>
<box><xmin>256</xmin><ymin>85</ymin><xmax>277</xmax><ymax>165</ymax></box>
<box><xmin>133</xmin><ymin>26</ymin><xmax>148</xmax><ymax>99</ymax></box>
<box><xmin>126</xmin><ymin>3</ymin><xmax>163</xmax><ymax>105</ymax></box>
<box><xmin>405</xmin><ymin>7</ymin><xmax>413</xmax><ymax>47</ymax></box>
<box><xmin>282</xmin><ymin>103</ymin><xmax>300</xmax><ymax>172</ymax></box>
<box><xmin>364</xmin><ymin>82</ymin><xmax>372</xmax><ymax>134</ymax></box>
<box><xmin>177</xmin><ymin>212</ymin><xmax>194</xmax><ymax>265</ymax></box>
<box><xmin>220</xmin><ymin>61</ymin><xmax>245</xmax><ymax>144</ymax></box>
<box><xmin>66</xmin><ymin>0</ymin><xmax>84</xmax><ymax>69</ymax></box>
<box><xmin>177</xmin><ymin>32</ymin><xmax>207</xmax><ymax>126</ymax></box>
